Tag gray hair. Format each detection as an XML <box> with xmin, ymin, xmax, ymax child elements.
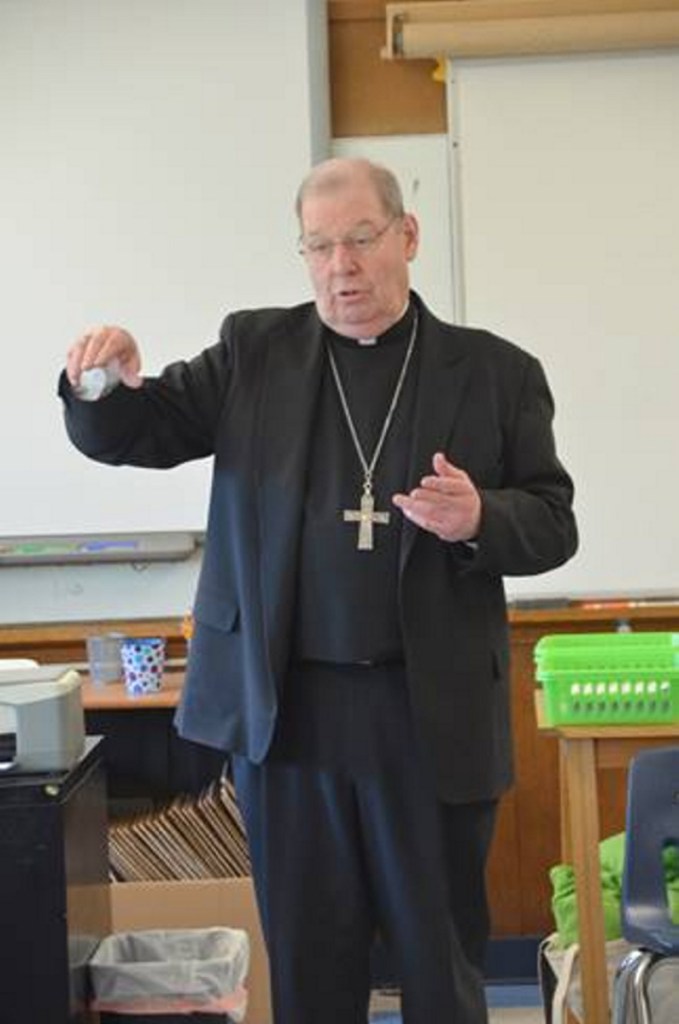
<box><xmin>295</xmin><ymin>158</ymin><xmax>405</xmax><ymax>224</ymax></box>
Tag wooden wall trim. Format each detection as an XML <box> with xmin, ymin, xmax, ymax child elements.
<box><xmin>0</xmin><ymin>618</ymin><xmax>185</xmax><ymax>665</ymax></box>
<box><xmin>507</xmin><ymin>602</ymin><xmax>679</xmax><ymax>629</ymax></box>
<box><xmin>0</xmin><ymin>618</ymin><xmax>183</xmax><ymax>645</ymax></box>
<box><xmin>1</xmin><ymin>602</ymin><xmax>676</xmax><ymax>655</ymax></box>
<box><xmin>385</xmin><ymin>0</ymin><xmax>679</xmax><ymax>59</ymax></box>
<box><xmin>330</xmin><ymin>0</ymin><xmax>386</xmax><ymax>19</ymax></box>
<box><xmin>329</xmin><ymin>0</ymin><xmax>447</xmax><ymax>136</ymax></box>
<box><xmin>387</xmin><ymin>0</ymin><xmax>679</xmax><ymax>20</ymax></box>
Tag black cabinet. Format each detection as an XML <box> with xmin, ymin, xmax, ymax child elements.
<box><xmin>85</xmin><ymin>709</ymin><xmax>226</xmax><ymax>816</ymax></box>
<box><xmin>0</xmin><ymin>738</ymin><xmax>110</xmax><ymax>1024</ymax></box>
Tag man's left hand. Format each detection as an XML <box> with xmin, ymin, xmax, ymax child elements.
<box><xmin>392</xmin><ymin>452</ymin><xmax>481</xmax><ymax>543</ymax></box>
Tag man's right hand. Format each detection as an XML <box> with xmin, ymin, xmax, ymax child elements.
<box><xmin>66</xmin><ymin>325</ymin><xmax>143</xmax><ymax>391</ymax></box>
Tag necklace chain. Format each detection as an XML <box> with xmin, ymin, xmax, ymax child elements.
<box><xmin>326</xmin><ymin>310</ymin><xmax>418</xmax><ymax>497</ymax></box>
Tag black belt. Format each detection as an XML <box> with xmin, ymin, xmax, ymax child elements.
<box><xmin>295</xmin><ymin>657</ymin><xmax>405</xmax><ymax>670</ymax></box>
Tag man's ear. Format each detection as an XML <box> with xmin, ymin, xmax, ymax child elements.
<box><xmin>403</xmin><ymin>213</ymin><xmax>420</xmax><ymax>261</ymax></box>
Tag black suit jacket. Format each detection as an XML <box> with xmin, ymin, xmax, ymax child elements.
<box><xmin>61</xmin><ymin>294</ymin><xmax>577</xmax><ymax>802</ymax></box>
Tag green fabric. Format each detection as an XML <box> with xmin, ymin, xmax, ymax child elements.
<box><xmin>549</xmin><ymin>833</ymin><xmax>679</xmax><ymax>948</ymax></box>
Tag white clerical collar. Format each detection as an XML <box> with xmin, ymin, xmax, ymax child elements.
<box><xmin>356</xmin><ymin>299</ymin><xmax>411</xmax><ymax>347</ymax></box>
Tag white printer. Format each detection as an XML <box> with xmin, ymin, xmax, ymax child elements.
<box><xmin>0</xmin><ymin>662</ymin><xmax>85</xmax><ymax>772</ymax></box>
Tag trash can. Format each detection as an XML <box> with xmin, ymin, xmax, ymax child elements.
<box><xmin>88</xmin><ymin>927</ymin><xmax>249</xmax><ymax>1022</ymax></box>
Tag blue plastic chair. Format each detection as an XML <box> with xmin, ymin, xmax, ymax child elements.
<box><xmin>612</xmin><ymin>745</ymin><xmax>679</xmax><ymax>1024</ymax></box>
<box><xmin>621</xmin><ymin>745</ymin><xmax>679</xmax><ymax>954</ymax></box>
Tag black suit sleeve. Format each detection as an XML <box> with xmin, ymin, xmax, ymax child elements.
<box><xmin>464</xmin><ymin>355</ymin><xmax>577</xmax><ymax>577</ymax></box>
<box><xmin>58</xmin><ymin>319</ymin><xmax>234</xmax><ymax>469</ymax></box>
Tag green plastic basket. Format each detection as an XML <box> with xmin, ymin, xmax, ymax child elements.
<box><xmin>535</xmin><ymin>632</ymin><xmax>679</xmax><ymax>724</ymax></box>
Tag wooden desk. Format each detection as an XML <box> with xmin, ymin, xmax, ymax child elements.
<box><xmin>535</xmin><ymin>692</ymin><xmax>679</xmax><ymax>1024</ymax></box>
<box><xmin>81</xmin><ymin>668</ymin><xmax>184</xmax><ymax>709</ymax></box>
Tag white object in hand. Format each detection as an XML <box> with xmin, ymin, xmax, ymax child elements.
<box><xmin>74</xmin><ymin>359</ymin><xmax>121</xmax><ymax>401</ymax></box>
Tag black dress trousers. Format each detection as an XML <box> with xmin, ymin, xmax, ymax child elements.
<box><xmin>232</xmin><ymin>661</ymin><xmax>496</xmax><ymax>1024</ymax></box>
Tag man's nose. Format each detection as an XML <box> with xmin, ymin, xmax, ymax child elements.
<box><xmin>328</xmin><ymin>240</ymin><xmax>359</xmax><ymax>271</ymax></box>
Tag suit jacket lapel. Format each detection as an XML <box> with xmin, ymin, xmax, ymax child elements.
<box><xmin>255</xmin><ymin>310</ymin><xmax>325</xmax><ymax>492</ymax></box>
<box><xmin>400</xmin><ymin>306</ymin><xmax>473</xmax><ymax>570</ymax></box>
<box><xmin>255</xmin><ymin>309</ymin><xmax>325</xmax><ymax>670</ymax></box>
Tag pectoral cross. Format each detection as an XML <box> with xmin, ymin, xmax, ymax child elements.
<box><xmin>343</xmin><ymin>487</ymin><xmax>390</xmax><ymax>551</ymax></box>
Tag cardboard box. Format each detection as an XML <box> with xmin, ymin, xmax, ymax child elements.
<box><xmin>109</xmin><ymin>877</ymin><xmax>271</xmax><ymax>1024</ymax></box>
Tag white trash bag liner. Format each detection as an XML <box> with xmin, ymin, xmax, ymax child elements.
<box><xmin>89</xmin><ymin>927</ymin><xmax>249</xmax><ymax>1019</ymax></box>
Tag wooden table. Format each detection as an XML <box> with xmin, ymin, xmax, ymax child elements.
<box><xmin>81</xmin><ymin>668</ymin><xmax>184</xmax><ymax>709</ymax></box>
<box><xmin>535</xmin><ymin>692</ymin><xmax>679</xmax><ymax>1024</ymax></box>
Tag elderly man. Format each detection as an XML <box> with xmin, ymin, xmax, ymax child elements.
<box><xmin>61</xmin><ymin>158</ymin><xmax>577</xmax><ymax>1024</ymax></box>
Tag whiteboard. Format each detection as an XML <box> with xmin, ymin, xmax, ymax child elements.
<box><xmin>446</xmin><ymin>50</ymin><xmax>679</xmax><ymax>600</ymax></box>
<box><xmin>0</xmin><ymin>0</ymin><xmax>328</xmax><ymax>538</ymax></box>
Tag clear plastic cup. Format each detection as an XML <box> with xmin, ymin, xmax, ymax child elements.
<box><xmin>86</xmin><ymin>633</ymin><xmax>124</xmax><ymax>686</ymax></box>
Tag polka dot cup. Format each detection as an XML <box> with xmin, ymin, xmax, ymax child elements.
<box><xmin>121</xmin><ymin>637</ymin><xmax>166</xmax><ymax>696</ymax></box>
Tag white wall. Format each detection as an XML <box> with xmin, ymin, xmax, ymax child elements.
<box><xmin>0</xmin><ymin>0</ymin><xmax>328</xmax><ymax>539</ymax></box>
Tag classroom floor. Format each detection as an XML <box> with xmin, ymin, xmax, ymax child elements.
<box><xmin>369</xmin><ymin>984</ymin><xmax>546</xmax><ymax>1023</ymax></box>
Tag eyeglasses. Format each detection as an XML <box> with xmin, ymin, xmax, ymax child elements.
<box><xmin>298</xmin><ymin>218</ymin><xmax>398</xmax><ymax>263</ymax></box>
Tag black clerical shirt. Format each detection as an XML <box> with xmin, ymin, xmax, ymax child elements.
<box><xmin>294</xmin><ymin>305</ymin><xmax>419</xmax><ymax>665</ymax></box>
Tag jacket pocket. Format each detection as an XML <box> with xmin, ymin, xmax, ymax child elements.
<box><xmin>193</xmin><ymin>591</ymin><xmax>240</xmax><ymax>633</ymax></box>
